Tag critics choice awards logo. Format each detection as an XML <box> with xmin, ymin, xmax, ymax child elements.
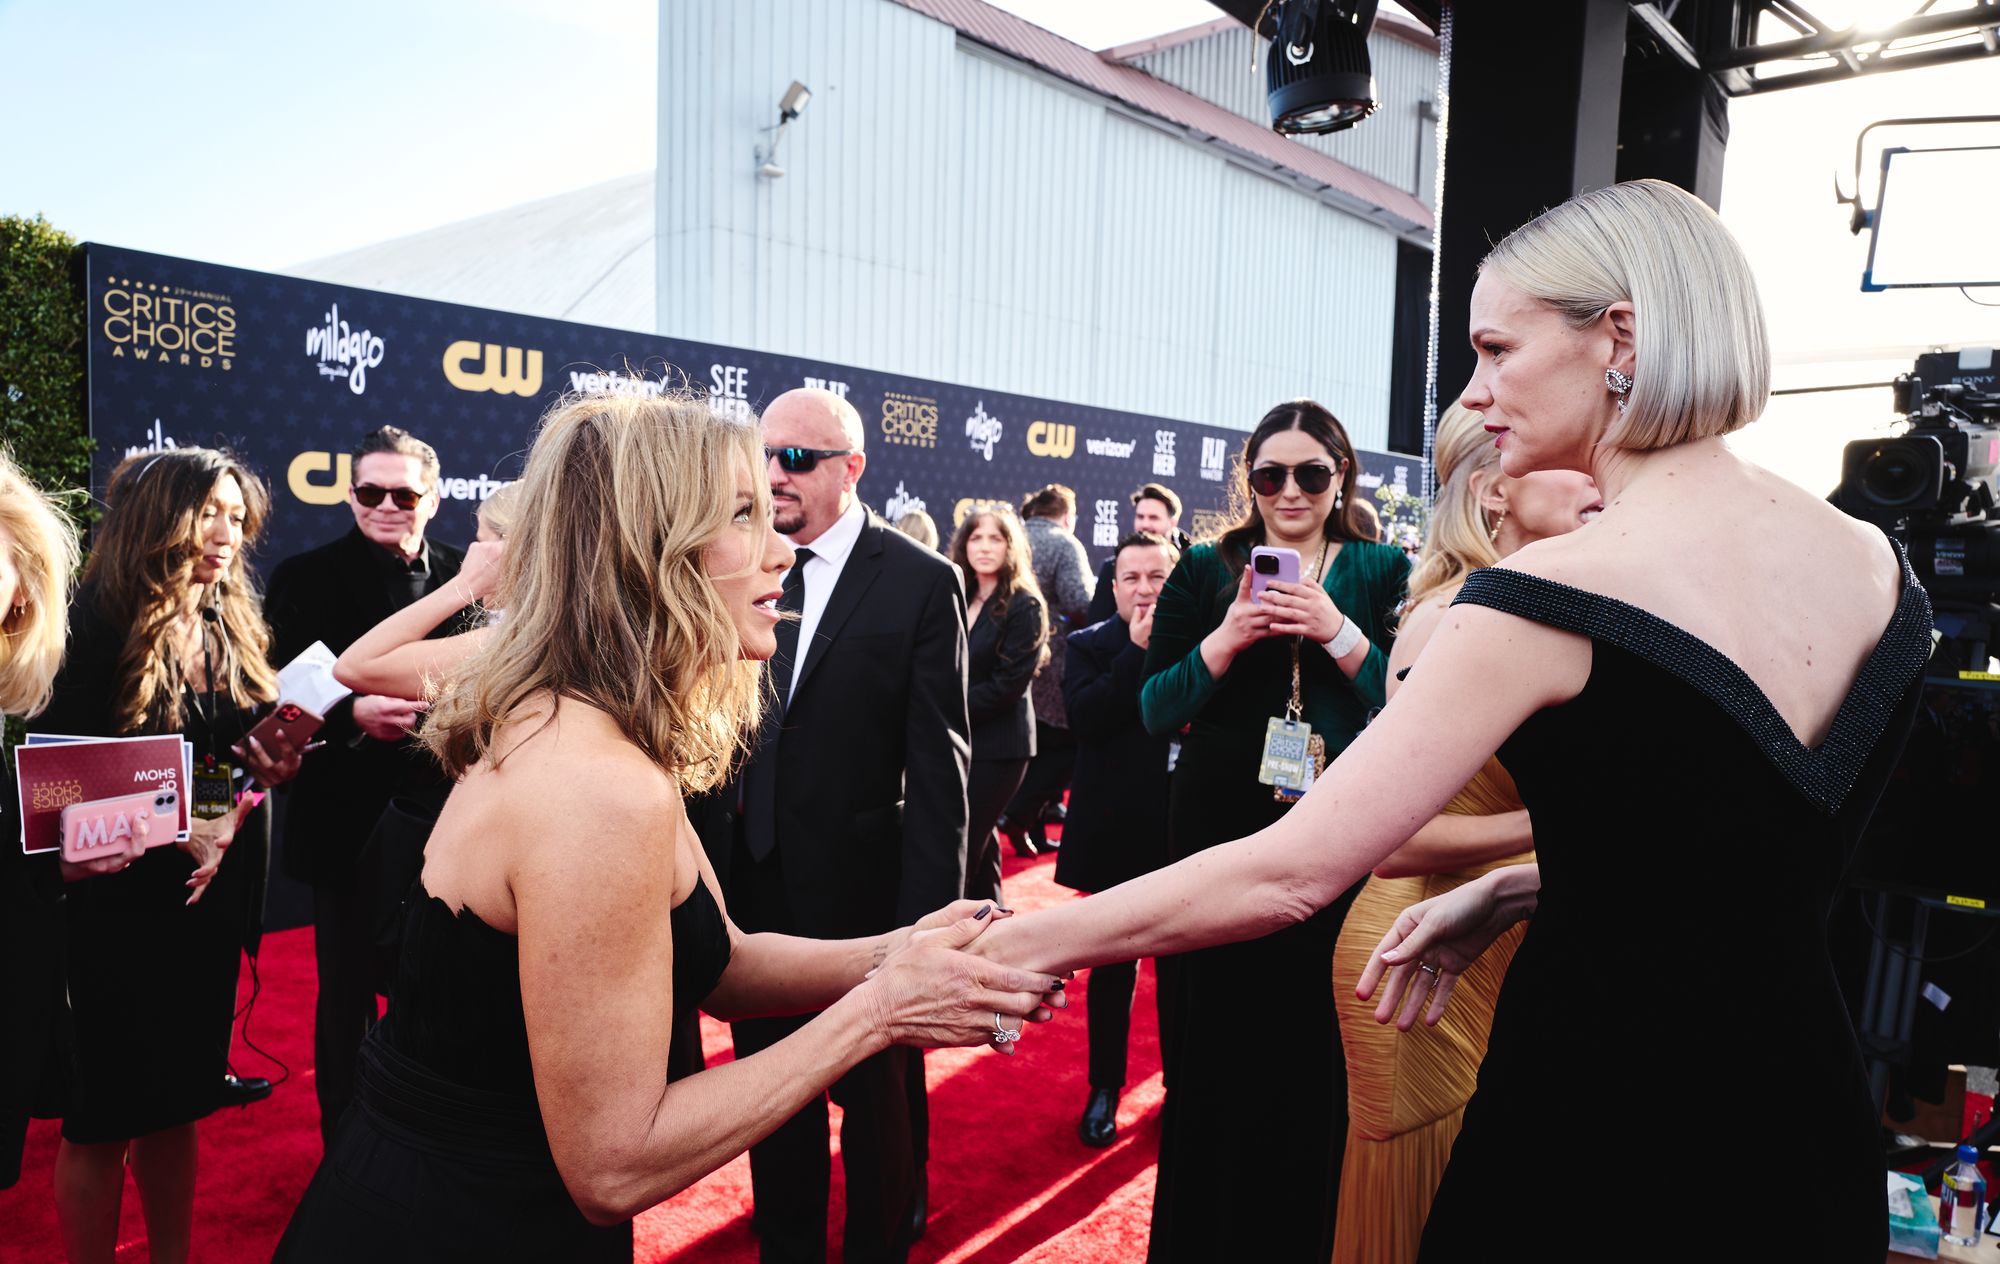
<box><xmin>966</xmin><ymin>401</ymin><xmax>1002</xmax><ymax>461</ymax></box>
<box><xmin>100</xmin><ymin>274</ymin><xmax>237</xmax><ymax>371</ymax></box>
<box><xmin>880</xmin><ymin>392</ymin><xmax>939</xmax><ymax>448</ymax></box>
<box><xmin>305</xmin><ymin>305</ymin><xmax>385</xmax><ymax>396</ymax></box>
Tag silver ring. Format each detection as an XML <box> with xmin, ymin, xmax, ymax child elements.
<box><xmin>990</xmin><ymin>1012</ymin><xmax>1020</xmax><ymax>1046</ymax></box>
<box><xmin>1417</xmin><ymin>963</ymin><xmax>1440</xmax><ymax>978</ymax></box>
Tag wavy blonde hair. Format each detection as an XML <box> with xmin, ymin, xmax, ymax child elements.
<box><xmin>85</xmin><ymin>449</ymin><xmax>278</xmax><ymax>734</ymax></box>
<box><xmin>0</xmin><ymin>453</ymin><xmax>80</xmax><ymax>717</ymax></box>
<box><xmin>424</xmin><ymin>390</ymin><xmax>766</xmax><ymax>792</ymax></box>
<box><xmin>1481</xmin><ymin>179</ymin><xmax>1770</xmax><ymax>451</ymax></box>
<box><xmin>1404</xmin><ymin>402</ymin><xmax>1504</xmax><ymax>615</ymax></box>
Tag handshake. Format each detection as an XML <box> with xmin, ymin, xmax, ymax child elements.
<box><xmin>860</xmin><ymin>900</ymin><xmax>1068</xmax><ymax>1057</ymax></box>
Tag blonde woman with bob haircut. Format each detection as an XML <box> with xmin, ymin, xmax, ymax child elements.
<box><xmin>963</xmin><ymin>180</ymin><xmax>1931</xmax><ymax>1260</ymax></box>
<box><xmin>277</xmin><ymin>391</ymin><xmax>1063</xmax><ymax>1263</ymax></box>
<box><xmin>1</xmin><ymin>453</ymin><xmax>84</xmax><ymax>1192</ymax></box>
<box><xmin>1326</xmin><ymin>401</ymin><xmax>1598</xmax><ymax>1264</ymax></box>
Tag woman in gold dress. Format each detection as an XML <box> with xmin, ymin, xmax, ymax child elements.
<box><xmin>1327</xmin><ymin>403</ymin><xmax>1602</xmax><ymax>1264</ymax></box>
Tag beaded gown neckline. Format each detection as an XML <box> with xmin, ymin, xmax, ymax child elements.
<box><xmin>1453</xmin><ymin>553</ymin><xmax>1932</xmax><ymax>817</ymax></box>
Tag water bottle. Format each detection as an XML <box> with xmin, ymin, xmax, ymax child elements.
<box><xmin>1942</xmin><ymin>1143</ymin><xmax>1989</xmax><ymax>1247</ymax></box>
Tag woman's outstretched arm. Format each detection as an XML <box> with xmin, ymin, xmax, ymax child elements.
<box><xmin>970</xmin><ymin>603</ymin><xmax>1588</xmax><ymax>978</ymax></box>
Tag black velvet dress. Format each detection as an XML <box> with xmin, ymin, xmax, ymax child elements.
<box><xmin>275</xmin><ymin>875</ymin><xmax>734</xmax><ymax>1261</ymax></box>
<box><xmin>31</xmin><ymin>597</ymin><xmax>272</xmax><ymax>1145</ymax></box>
<box><xmin>1418</xmin><ymin>562</ymin><xmax>1932</xmax><ymax>1261</ymax></box>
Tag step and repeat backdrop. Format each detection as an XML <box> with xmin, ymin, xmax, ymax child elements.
<box><xmin>84</xmin><ymin>243</ymin><xmax>1422</xmax><ymax>575</ymax></box>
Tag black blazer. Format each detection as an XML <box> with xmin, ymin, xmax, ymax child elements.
<box><xmin>263</xmin><ymin>528</ymin><xmax>467</xmax><ymax>885</ymax></box>
<box><xmin>701</xmin><ymin>511</ymin><xmax>971</xmax><ymax>941</ymax></box>
<box><xmin>966</xmin><ymin>589</ymin><xmax>1043</xmax><ymax>762</ymax></box>
<box><xmin>1052</xmin><ymin>616</ymin><xmax>1172</xmax><ymax>894</ymax></box>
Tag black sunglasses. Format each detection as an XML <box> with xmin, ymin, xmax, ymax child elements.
<box><xmin>1247</xmin><ymin>462</ymin><xmax>1339</xmax><ymax>497</ymax></box>
<box><xmin>764</xmin><ymin>446</ymin><xmax>856</xmax><ymax>473</ymax></box>
<box><xmin>351</xmin><ymin>484</ymin><xmax>427</xmax><ymax>511</ymax></box>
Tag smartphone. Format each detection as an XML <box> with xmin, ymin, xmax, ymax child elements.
<box><xmin>245</xmin><ymin>700</ymin><xmax>324</xmax><ymax>753</ymax></box>
<box><xmin>60</xmin><ymin>788</ymin><xmax>178</xmax><ymax>863</ymax></box>
<box><xmin>1249</xmin><ymin>546</ymin><xmax>1300</xmax><ymax>604</ymax></box>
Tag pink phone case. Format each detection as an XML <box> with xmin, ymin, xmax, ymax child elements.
<box><xmin>59</xmin><ymin>788</ymin><xmax>178</xmax><ymax>863</ymax></box>
<box><xmin>1249</xmin><ymin>546</ymin><xmax>1301</xmax><ymax>604</ymax></box>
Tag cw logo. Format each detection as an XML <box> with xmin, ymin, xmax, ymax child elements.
<box><xmin>952</xmin><ymin>497</ymin><xmax>1013</xmax><ymax>526</ymax></box>
<box><xmin>442</xmin><ymin>340</ymin><xmax>544</xmax><ymax>396</ymax></box>
<box><xmin>1026</xmin><ymin>421</ymin><xmax>1076</xmax><ymax>459</ymax></box>
<box><xmin>288</xmin><ymin>451</ymin><xmax>353</xmax><ymax>506</ymax></box>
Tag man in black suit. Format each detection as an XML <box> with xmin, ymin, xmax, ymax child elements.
<box><xmin>1085</xmin><ymin>482</ymin><xmax>1189</xmax><ymax>625</ymax></box>
<box><xmin>701</xmin><ymin>388</ymin><xmax>970</xmax><ymax>1264</ymax></box>
<box><xmin>264</xmin><ymin>426</ymin><xmax>468</xmax><ymax>1146</ymax></box>
<box><xmin>1054</xmin><ymin>531</ymin><xmax>1180</xmax><ymax>1148</ymax></box>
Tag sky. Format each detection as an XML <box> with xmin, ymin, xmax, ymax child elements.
<box><xmin>3</xmin><ymin>0</ymin><xmax>1998</xmax><ymax>490</ymax></box>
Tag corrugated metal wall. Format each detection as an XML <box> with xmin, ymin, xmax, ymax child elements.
<box><xmin>657</xmin><ymin>0</ymin><xmax>1411</xmax><ymax>444</ymax></box>
<box><xmin>1131</xmin><ymin>25</ymin><xmax>1438</xmax><ymax>207</ymax></box>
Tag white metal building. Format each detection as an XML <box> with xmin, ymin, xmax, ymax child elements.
<box><xmin>303</xmin><ymin>1</ymin><xmax>1437</xmax><ymax>448</ymax></box>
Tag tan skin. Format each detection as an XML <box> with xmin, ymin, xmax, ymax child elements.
<box><xmin>965</xmin><ymin>272</ymin><xmax>1903</xmax><ymax>1043</ymax></box>
<box><xmin>1131</xmin><ymin>496</ymin><xmax>1178</xmax><ymax>542</ymax></box>
<box><xmin>1370</xmin><ymin>463</ymin><xmax>1601</xmax><ymax>879</ymax></box>
<box><xmin>53</xmin><ymin>474</ymin><xmax>301</xmax><ymax>1264</ymax></box>
<box><xmin>333</xmin><ymin>539</ymin><xmax>502</xmax><ymax>700</ymax></box>
<box><xmin>1198</xmin><ymin>429</ymin><xmax>1375</xmax><ymax>683</ymax></box>
<box><xmin>416</xmin><ymin>458</ymin><xmax>1064</xmax><ymax>1227</ymax></box>
<box><xmin>1112</xmin><ymin>542</ymin><xmax>1174</xmax><ymax>649</ymax></box>
<box><xmin>962</xmin><ymin>517</ymin><xmax>1008</xmax><ymax>618</ymax></box>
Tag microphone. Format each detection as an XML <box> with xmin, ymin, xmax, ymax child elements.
<box><xmin>201</xmin><ymin>605</ymin><xmax>220</xmax><ymax>623</ymax></box>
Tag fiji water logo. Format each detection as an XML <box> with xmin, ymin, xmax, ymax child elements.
<box><xmin>1200</xmin><ymin>436</ymin><xmax>1229</xmax><ymax>482</ymax></box>
<box><xmin>966</xmin><ymin>401</ymin><xmax>1003</xmax><ymax>462</ymax></box>
<box><xmin>305</xmin><ymin>305</ymin><xmax>385</xmax><ymax>396</ymax></box>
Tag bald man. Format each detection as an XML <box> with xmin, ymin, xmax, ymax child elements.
<box><xmin>693</xmin><ymin>388</ymin><xmax>971</xmax><ymax>1263</ymax></box>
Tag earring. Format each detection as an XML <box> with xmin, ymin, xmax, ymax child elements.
<box><xmin>1605</xmin><ymin>367</ymin><xmax>1633</xmax><ymax>413</ymax></box>
<box><xmin>1488</xmin><ymin>510</ymin><xmax>1505</xmax><ymax>544</ymax></box>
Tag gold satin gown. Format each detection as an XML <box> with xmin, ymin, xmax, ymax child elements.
<box><xmin>1328</xmin><ymin>758</ymin><xmax>1535</xmax><ymax>1264</ymax></box>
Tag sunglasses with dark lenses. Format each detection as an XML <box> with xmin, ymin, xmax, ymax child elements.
<box><xmin>765</xmin><ymin>446</ymin><xmax>857</xmax><ymax>473</ymax></box>
<box><xmin>1247</xmin><ymin>462</ymin><xmax>1338</xmax><ymax>497</ymax></box>
<box><xmin>351</xmin><ymin>484</ymin><xmax>427</xmax><ymax>511</ymax></box>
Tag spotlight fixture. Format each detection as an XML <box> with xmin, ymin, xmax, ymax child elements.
<box><xmin>756</xmin><ymin>80</ymin><xmax>814</xmax><ymax>180</ymax></box>
<box><xmin>1265</xmin><ymin>0</ymin><xmax>1380</xmax><ymax>135</ymax></box>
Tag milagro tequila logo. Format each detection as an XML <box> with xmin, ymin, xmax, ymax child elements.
<box><xmin>305</xmin><ymin>304</ymin><xmax>385</xmax><ymax>395</ymax></box>
<box><xmin>883</xmin><ymin>481</ymin><xmax>928</xmax><ymax>521</ymax></box>
<box><xmin>125</xmin><ymin>419</ymin><xmax>178</xmax><ymax>460</ymax></box>
<box><xmin>966</xmin><ymin>401</ymin><xmax>1002</xmax><ymax>461</ymax></box>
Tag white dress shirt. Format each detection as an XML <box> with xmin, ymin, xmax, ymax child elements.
<box><xmin>782</xmin><ymin>497</ymin><xmax>867</xmax><ymax>704</ymax></box>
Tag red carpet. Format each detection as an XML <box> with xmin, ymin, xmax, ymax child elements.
<box><xmin>1</xmin><ymin>848</ymin><xmax>1165</xmax><ymax>1262</ymax></box>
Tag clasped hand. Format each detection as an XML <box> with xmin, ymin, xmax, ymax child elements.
<box><xmin>868</xmin><ymin>902</ymin><xmax>1069</xmax><ymax>1057</ymax></box>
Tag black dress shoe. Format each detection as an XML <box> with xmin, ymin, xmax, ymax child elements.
<box><xmin>219</xmin><ymin>1073</ymin><xmax>273</xmax><ymax>1107</ymax></box>
<box><xmin>998</xmin><ymin>815</ymin><xmax>1038</xmax><ymax>858</ymax></box>
<box><xmin>1078</xmin><ymin>1087</ymin><xmax>1119</xmax><ymax>1148</ymax></box>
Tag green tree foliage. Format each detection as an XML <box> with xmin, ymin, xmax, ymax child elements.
<box><xmin>0</xmin><ymin>215</ymin><xmax>95</xmax><ymax>511</ymax></box>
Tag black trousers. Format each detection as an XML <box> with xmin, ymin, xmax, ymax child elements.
<box><xmin>310</xmin><ymin>875</ymin><xmax>379</xmax><ymax>1147</ymax></box>
<box><xmin>1003</xmin><ymin>721</ymin><xmax>1076</xmax><ymax>827</ymax></box>
<box><xmin>964</xmin><ymin>757</ymin><xmax>1029</xmax><ymax>905</ymax></box>
<box><xmin>728</xmin><ymin>838</ymin><xmax>920</xmax><ymax>1264</ymax></box>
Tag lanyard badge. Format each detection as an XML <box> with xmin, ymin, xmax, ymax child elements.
<box><xmin>1259</xmin><ymin>637</ymin><xmax>1327</xmax><ymax>803</ymax></box>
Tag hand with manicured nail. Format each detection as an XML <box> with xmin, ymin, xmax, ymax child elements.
<box><xmin>861</xmin><ymin>908</ymin><xmax>1062</xmax><ymax>1055</ymax></box>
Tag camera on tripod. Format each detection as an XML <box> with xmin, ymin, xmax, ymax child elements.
<box><xmin>1831</xmin><ymin>359</ymin><xmax>2000</xmax><ymax>603</ymax></box>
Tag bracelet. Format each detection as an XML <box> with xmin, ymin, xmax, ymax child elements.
<box><xmin>1323</xmin><ymin>616</ymin><xmax>1364</xmax><ymax>659</ymax></box>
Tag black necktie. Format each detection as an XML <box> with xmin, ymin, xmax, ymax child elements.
<box><xmin>744</xmin><ymin>547</ymin><xmax>812</xmax><ymax>863</ymax></box>
<box><xmin>771</xmin><ymin>547</ymin><xmax>814</xmax><ymax>707</ymax></box>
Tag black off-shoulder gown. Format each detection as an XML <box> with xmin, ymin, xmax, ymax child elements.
<box><xmin>1418</xmin><ymin>560</ymin><xmax>1932</xmax><ymax>1262</ymax></box>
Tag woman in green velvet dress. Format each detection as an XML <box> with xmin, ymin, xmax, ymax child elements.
<box><xmin>1137</xmin><ymin>399</ymin><xmax>1409</xmax><ymax>1262</ymax></box>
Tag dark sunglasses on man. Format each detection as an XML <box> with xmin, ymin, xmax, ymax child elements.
<box><xmin>351</xmin><ymin>483</ymin><xmax>428</xmax><ymax>511</ymax></box>
<box><xmin>764</xmin><ymin>446</ymin><xmax>856</xmax><ymax>473</ymax></box>
<box><xmin>1247</xmin><ymin>461</ymin><xmax>1340</xmax><ymax>497</ymax></box>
